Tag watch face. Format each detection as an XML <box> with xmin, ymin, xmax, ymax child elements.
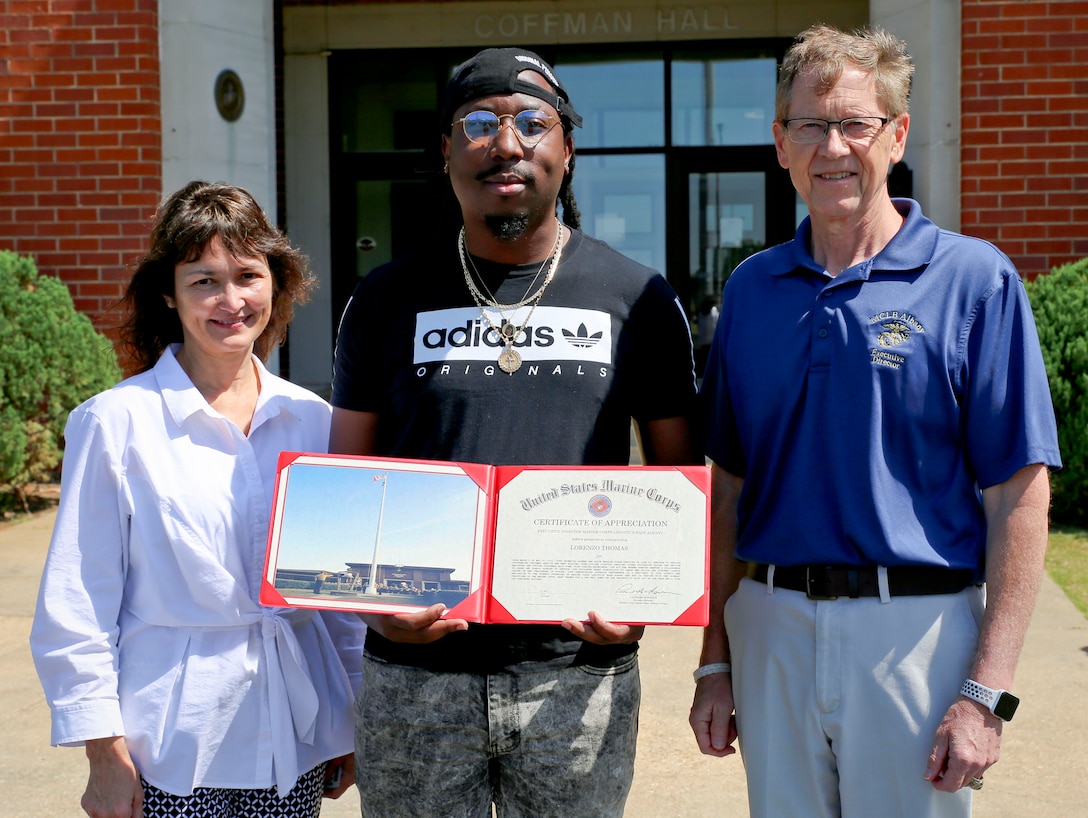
<box><xmin>993</xmin><ymin>691</ymin><xmax>1020</xmax><ymax>721</ymax></box>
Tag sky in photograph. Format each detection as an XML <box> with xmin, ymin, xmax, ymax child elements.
<box><xmin>271</xmin><ymin>461</ymin><xmax>483</xmax><ymax>579</ymax></box>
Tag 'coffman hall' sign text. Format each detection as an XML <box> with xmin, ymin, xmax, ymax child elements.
<box><xmin>473</xmin><ymin>7</ymin><xmax>739</xmax><ymax>39</ymax></box>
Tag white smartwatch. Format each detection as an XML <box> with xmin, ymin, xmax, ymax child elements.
<box><xmin>960</xmin><ymin>679</ymin><xmax>1020</xmax><ymax>722</ymax></box>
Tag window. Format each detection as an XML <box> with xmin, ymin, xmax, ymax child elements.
<box><xmin>555</xmin><ymin>53</ymin><xmax>664</xmax><ymax>148</ymax></box>
<box><xmin>672</xmin><ymin>55</ymin><xmax>777</xmax><ymax>146</ymax></box>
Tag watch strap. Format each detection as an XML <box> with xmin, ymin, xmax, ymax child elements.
<box><xmin>960</xmin><ymin>679</ymin><xmax>998</xmax><ymax>709</ymax></box>
<box><xmin>960</xmin><ymin>678</ymin><xmax>1018</xmax><ymax>721</ymax></box>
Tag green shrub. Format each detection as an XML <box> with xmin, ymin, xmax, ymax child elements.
<box><xmin>1024</xmin><ymin>257</ymin><xmax>1088</xmax><ymax>525</ymax></box>
<box><xmin>0</xmin><ymin>251</ymin><xmax>121</xmax><ymax>507</ymax></box>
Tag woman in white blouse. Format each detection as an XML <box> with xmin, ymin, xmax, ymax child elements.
<box><xmin>30</xmin><ymin>181</ymin><xmax>366</xmax><ymax>818</ymax></box>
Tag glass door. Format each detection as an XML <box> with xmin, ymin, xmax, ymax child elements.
<box><xmin>688</xmin><ymin>170</ymin><xmax>767</xmax><ymax>309</ymax></box>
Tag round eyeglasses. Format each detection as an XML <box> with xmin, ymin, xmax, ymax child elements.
<box><xmin>783</xmin><ymin>116</ymin><xmax>890</xmax><ymax>144</ymax></box>
<box><xmin>454</xmin><ymin>110</ymin><xmax>559</xmax><ymax>147</ymax></box>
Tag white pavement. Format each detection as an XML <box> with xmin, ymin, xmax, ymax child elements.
<box><xmin>3</xmin><ymin>509</ymin><xmax>1086</xmax><ymax>817</ymax></box>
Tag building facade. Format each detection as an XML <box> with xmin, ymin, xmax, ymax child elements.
<box><xmin>1</xmin><ymin>0</ymin><xmax>1084</xmax><ymax>393</ymax></box>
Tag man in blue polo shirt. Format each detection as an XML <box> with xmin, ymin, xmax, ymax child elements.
<box><xmin>689</xmin><ymin>24</ymin><xmax>1061</xmax><ymax>818</ymax></box>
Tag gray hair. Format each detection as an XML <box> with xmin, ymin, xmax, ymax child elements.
<box><xmin>776</xmin><ymin>24</ymin><xmax>915</xmax><ymax>121</ymax></box>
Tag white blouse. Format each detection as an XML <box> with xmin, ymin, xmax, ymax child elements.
<box><xmin>31</xmin><ymin>346</ymin><xmax>366</xmax><ymax>796</ymax></box>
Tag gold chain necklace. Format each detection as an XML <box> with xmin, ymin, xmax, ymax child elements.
<box><xmin>464</xmin><ymin>248</ymin><xmax>547</xmax><ymax>309</ymax></box>
<box><xmin>460</xmin><ymin>219</ymin><xmax>561</xmax><ymax>309</ymax></box>
<box><xmin>458</xmin><ymin>220</ymin><xmax>564</xmax><ymax>373</ymax></box>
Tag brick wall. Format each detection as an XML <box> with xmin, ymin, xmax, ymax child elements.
<box><xmin>0</xmin><ymin>0</ymin><xmax>161</xmax><ymax>326</ymax></box>
<box><xmin>961</xmin><ymin>0</ymin><xmax>1088</xmax><ymax>278</ymax></box>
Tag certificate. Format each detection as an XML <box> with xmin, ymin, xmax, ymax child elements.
<box><xmin>260</xmin><ymin>453</ymin><xmax>710</xmax><ymax>626</ymax></box>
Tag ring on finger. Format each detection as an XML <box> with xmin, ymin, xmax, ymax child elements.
<box><xmin>967</xmin><ymin>777</ymin><xmax>984</xmax><ymax>791</ymax></box>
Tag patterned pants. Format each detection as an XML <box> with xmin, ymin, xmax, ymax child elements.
<box><xmin>355</xmin><ymin>652</ymin><xmax>641</xmax><ymax>818</ymax></box>
<box><xmin>141</xmin><ymin>762</ymin><xmax>327</xmax><ymax>818</ymax></box>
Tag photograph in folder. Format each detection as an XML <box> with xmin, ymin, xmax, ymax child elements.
<box><xmin>262</xmin><ymin>453</ymin><xmax>490</xmax><ymax>618</ymax></box>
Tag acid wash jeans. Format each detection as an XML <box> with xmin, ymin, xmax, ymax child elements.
<box><xmin>353</xmin><ymin>650</ymin><xmax>640</xmax><ymax>818</ymax></box>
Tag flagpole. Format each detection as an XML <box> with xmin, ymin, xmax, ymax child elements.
<box><xmin>365</xmin><ymin>473</ymin><xmax>387</xmax><ymax>595</ymax></box>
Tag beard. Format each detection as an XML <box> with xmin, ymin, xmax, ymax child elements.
<box><xmin>484</xmin><ymin>214</ymin><xmax>530</xmax><ymax>242</ymax></box>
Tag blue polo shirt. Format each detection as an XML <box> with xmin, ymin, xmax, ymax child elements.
<box><xmin>702</xmin><ymin>199</ymin><xmax>1061</xmax><ymax>576</ymax></box>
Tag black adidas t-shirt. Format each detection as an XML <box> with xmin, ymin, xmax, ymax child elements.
<box><xmin>332</xmin><ymin>228</ymin><xmax>697</xmax><ymax>672</ymax></box>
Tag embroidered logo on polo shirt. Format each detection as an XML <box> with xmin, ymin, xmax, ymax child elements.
<box><xmin>868</xmin><ymin>311</ymin><xmax>925</xmax><ymax>370</ymax></box>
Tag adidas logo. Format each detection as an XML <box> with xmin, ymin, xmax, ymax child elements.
<box><xmin>562</xmin><ymin>323</ymin><xmax>604</xmax><ymax>349</ymax></box>
<box><xmin>414</xmin><ymin>306</ymin><xmax>613</xmax><ymax>365</ymax></box>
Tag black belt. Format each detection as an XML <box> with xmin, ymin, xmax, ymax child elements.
<box><xmin>749</xmin><ymin>564</ymin><xmax>977</xmax><ymax>599</ymax></box>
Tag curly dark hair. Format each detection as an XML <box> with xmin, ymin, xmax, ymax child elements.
<box><xmin>117</xmin><ymin>181</ymin><xmax>314</xmax><ymax>373</ymax></box>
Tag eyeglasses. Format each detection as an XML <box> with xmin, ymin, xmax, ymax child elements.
<box><xmin>454</xmin><ymin>110</ymin><xmax>559</xmax><ymax>147</ymax></box>
<box><xmin>782</xmin><ymin>117</ymin><xmax>890</xmax><ymax>144</ymax></box>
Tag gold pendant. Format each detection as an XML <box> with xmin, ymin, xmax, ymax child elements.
<box><xmin>500</xmin><ymin>322</ymin><xmax>518</xmax><ymax>341</ymax></box>
<box><xmin>498</xmin><ymin>348</ymin><xmax>522</xmax><ymax>373</ymax></box>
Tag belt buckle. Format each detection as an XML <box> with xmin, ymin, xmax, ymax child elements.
<box><xmin>805</xmin><ymin>566</ymin><xmax>838</xmax><ymax>600</ymax></box>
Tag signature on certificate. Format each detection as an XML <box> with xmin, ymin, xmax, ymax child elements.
<box><xmin>614</xmin><ymin>583</ymin><xmax>681</xmax><ymax>598</ymax></box>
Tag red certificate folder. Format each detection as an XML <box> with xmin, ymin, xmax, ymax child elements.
<box><xmin>260</xmin><ymin>452</ymin><xmax>710</xmax><ymax>626</ymax></box>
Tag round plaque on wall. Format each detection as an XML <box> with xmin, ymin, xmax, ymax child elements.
<box><xmin>214</xmin><ymin>69</ymin><xmax>245</xmax><ymax>122</ymax></box>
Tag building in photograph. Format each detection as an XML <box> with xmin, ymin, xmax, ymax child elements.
<box><xmin>1</xmin><ymin>0</ymin><xmax>1084</xmax><ymax>391</ymax></box>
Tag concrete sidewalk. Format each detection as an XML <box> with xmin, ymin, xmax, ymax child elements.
<box><xmin>3</xmin><ymin>509</ymin><xmax>1086</xmax><ymax>817</ymax></box>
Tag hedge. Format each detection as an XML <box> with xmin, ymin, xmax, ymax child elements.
<box><xmin>0</xmin><ymin>250</ymin><xmax>121</xmax><ymax>508</ymax></box>
<box><xmin>1024</xmin><ymin>257</ymin><xmax>1088</xmax><ymax>526</ymax></box>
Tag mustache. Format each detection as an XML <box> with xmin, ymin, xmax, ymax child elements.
<box><xmin>475</xmin><ymin>165</ymin><xmax>535</xmax><ymax>184</ymax></box>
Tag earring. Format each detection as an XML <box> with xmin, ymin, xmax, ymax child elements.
<box><xmin>443</xmin><ymin>162</ymin><xmax>449</xmax><ymax>174</ymax></box>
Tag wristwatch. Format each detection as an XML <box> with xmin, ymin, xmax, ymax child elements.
<box><xmin>960</xmin><ymin>679</ymin><xmax>1020</xmax><ymax>722</ymax></box>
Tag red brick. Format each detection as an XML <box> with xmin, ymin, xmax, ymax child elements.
<box><xmin>1026</xmin><ymin>144</ymin><xmax>1074</xmax><ymax>161</ymax></box>
<box><xmin>1002</xmin><ymin>65</ymin><xmax>1051</xmax><ymax>82</ymax></box>
<box><xmin>963</xmin><ymin>3</ymin><xmax>1001</xmax><ymax>23</ymax></box>
<box><xmin>53</xmin><ymin>87</ymin><xmax>95</xmax><ymax>102</ymax></box>
<box><xmin>77</xmin><ymin>221</ymin><xmax>122</xmax><ymax>237</ymax></box>
<box><xmin>76</xmin><ymin>72</ymin><xmax>122</xmax><ymax>88</ymax></box>
<box><xmin>97</xmin><ymin>87</ymin><xmax>139</xmax><ymax>102</ymax></box>
<box><xmin>1027</xmin><ymin>112</ymin><xmax>1073</xmax><ymax>129</ymax></box>
<box><xmin>999</xmin><ymin>33</ymin><xmax>1049</xmax><ymax>51</ymax></box>
<box><xmin>55</xmin><ymin>177</ymin><xmax>97</xmax><ymax>192</ymax></box>
<box><xmin>26</xmin><ymin>40</ymin><xmax>73</xmax><ymax>58</ymax></box>
<box><xmin>1026</xmin><ymin>18</ymin><xmax>1077</xmax><ymax>35</ymax></box>
<box><xmin>79</xmin><ymin>195</ymin><xmax>128</xmax><ymax>211</ymax></box>
<box><xmin>100</xmin><ymin>261</ymin><xmax>139</xmax><ymax>280</ymax></box>
<box><xmin>1025</xmin><ymin>239</ymin><xmax>1077</xmax><ymax>257</ymax></box>
<box><xmin>34</xmin><ymin>101</ymin><xmax>81</xmax><ymax>118</ymax></box>
<box><xmin>58</xmin><ymin>237</ymin><xmax>101</xmax><ymax>253</ymax></box>
<box><xmin>76</xmin><ymin>162</ymin><xmax>121</xmax><ymax>176</ymax></box>
<box><xmin>77</xmin><ymin>282</ymin><xmax>128</xmax><ymax>298</ymax></box>
<box><xmin>977</xmin><ymin>177</ymin><xmax>1028</xmax><ymax>194</ymax></box>
<box><xmin>978</xmin><ymin>19</ymin><xmax>1027</xmax><ymax>36</ymax></box>
<box><xmin>1000</xmin><ymin>193</ymin><xmax>1047</xmax><ymax>209</ymax></box>
<box><xmin>1001</xmin><ymin>97</ymin><xmax>1048</xmax><ymax>113</ymax></box>
<box><xmin>78</xmin><ymin>133</ymin><xmax>121</xmax><ymax>148</ymax></box>
<box><xmin>1027</xmin><ymin>80</ymin><xmax>1077</xmax><ymax>97</ymax></box>
<box><xmin>36</xmin><ymin>134</ymin><xmax>78</xmax><ymax>149</ymax></box>
<box><xmin>1031</xmin><ymin>175</ymin><xmax>1074</xmax><ymax>193</ymax></box>
<box><xmin>1047</xmin><ymin>160</ymin><xmax>1085</xmax><ymax>177</ymax></box>
<box><xmin>963</xmin><ymin>97</ymin><xmax>1002</xmax><ymax>114</ymax></box>
<box><xmin>1051</xmin><ymin>32</ymin><xmax>1088</xmax><ymax>49</ymax></box>
<box><xmin>71</xmin><ymin>39</ymin><xmax>118</xmax><ymax>57</ymax></box>
<box><xmin>963</xmin><ymin>67</ymin><xmax>999</xmax><ymax>83</ymax></box>
<box><xmin>1025</xmin><ymin>49</ymin><xmax>1074</xmax><ymax>65</ymax></box>
<box><xmin>978</xmin><ymin>49</ymin><xmax>1025</xmax><ymax>66</ymax></box>
<box><xmin>979</xmin><ymin>145</ymin><xmax>1027</xmax><ymax>162</ymax></box>
<box><xmin>95</xmin><ymin>56</ymin><xmax>137</xmax><ymax>72</ymax></box>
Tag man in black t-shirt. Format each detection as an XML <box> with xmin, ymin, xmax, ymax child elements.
<box><xmin>331</xmin><ymin>47</ymin><xmax>699</xmax><ymax>818</ymax></box>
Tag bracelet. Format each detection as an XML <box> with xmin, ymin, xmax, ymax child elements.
<box><xmin>693</xmin><ymin>662</ymin><xmax>732</xmax><ymax>682</ymax></box>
